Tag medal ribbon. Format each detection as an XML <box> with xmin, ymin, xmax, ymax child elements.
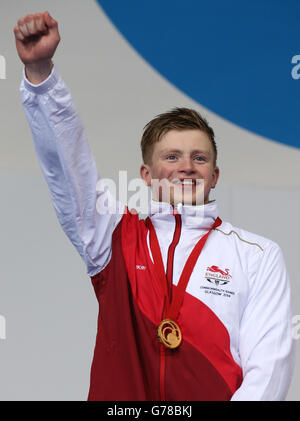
<box><xmin>146</xmin><ymin>215</ymin><xmax>222</xmax><ymax>322</ymax></box>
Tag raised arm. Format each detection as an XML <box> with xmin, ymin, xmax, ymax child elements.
<box><xmin>14</xmin><ymin>12</ymin><xmax>125</xmax><ymax>276</ymax></box>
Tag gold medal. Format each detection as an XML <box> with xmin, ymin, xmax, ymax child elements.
<box><xmin>157</xmin><ymin>319</ymin><xmax>182</xmax><ymax>349</ymax></box>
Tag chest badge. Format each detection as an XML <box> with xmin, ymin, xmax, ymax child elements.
<box><xmin>205</xmin><ymin>265</ymin><xmax>232</xmax><ymax>286</ymax></box>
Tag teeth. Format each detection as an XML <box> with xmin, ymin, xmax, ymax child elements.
<box><xmin>171</xmin><ymin>179</ymin><xmax>202</xmax><ymax>185</ymax></box>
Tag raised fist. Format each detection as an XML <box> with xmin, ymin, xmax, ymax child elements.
<box><xmin>14</xmin><ymin>11</ymin><xmax>60</xmax><ymax>66</ymax></box>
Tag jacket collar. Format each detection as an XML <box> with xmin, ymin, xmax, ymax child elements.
<box><xmin>148</xmin><ymin>199</ymin><xmax>219</xmax><ymax>230</ymax></box>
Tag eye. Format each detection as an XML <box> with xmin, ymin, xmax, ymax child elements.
<box><xmin>166</xmin><ymin>155</ymin><xmax>177</xmax><ymax>161</ymax></box>
<box><xmin>194</xmin><ymin>156</ymin><xmax>205</xmax><ymax>162</ymax></box>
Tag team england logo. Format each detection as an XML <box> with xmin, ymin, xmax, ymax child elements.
<box><xmin>205</xmin><ymin>265</ymin><xmax>232</xmax><ymax>286</ymax></box>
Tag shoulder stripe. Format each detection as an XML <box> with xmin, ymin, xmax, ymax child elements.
<box><xmin>215</xmin><ymin>228</ymin><xmax>264</xmax><ymax>252</ymax></box>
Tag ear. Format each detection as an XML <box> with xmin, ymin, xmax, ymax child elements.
<box><xmin>211</xmin><ymin>165</ymin><xmax>220</xmax><ymax>188</ymax></box>
<box><xmin>140</xmin><ymin>164</ymin><xmax>152</xmax><ymax>187</ymax></box>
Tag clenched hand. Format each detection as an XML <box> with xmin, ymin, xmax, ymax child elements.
<box><xmin>14</xmin><ymin>11</ymin><xmax>60</xmax><ymax>84</ymax></box>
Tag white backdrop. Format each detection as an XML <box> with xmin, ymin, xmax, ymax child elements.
<box><xmin>0</xmin><ymin>0</ymin><xmax>299</xmax><ymax>400</ymax></box>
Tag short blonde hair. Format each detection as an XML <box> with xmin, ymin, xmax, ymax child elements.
<box><xmin>141</xmin><ymin>107</ymin><xmax>217</xmax><ymax>166</ymax></box>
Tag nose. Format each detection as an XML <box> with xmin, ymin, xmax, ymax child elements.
<box><xmin>178</xmin><ymin>157</ymin><xmax>196</xmax><ymax>175</ymax></box>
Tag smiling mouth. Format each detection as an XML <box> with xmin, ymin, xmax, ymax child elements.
<box><xmin>171</xmin><ymin>178</ymin><xmax>202</xmax><ymax>186</ymax></box>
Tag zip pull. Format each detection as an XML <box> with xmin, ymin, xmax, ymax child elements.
<box><xmin>173</xmin><ymin>202</ymin><xmax>183</xmax><ymax>216</ymax></box>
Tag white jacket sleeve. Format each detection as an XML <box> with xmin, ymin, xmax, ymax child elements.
<box><xmin>20</xmin><ymin>66</ymin><xmax>125</xmax><ymax>277</ymax></box>
<box><xmin>231</xmin><ymin>243</ymin><xmax>296</xmax><ymax>400</ymax></box>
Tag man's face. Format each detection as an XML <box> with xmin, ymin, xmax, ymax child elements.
<box><xmin>140</xmin><ymin>129</ymin><xmax>219</xmax><ymax>206</ymax></box>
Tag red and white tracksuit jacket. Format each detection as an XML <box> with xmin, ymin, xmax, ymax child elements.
<box><xmin>20</xmin><ymin>66</ymin><xmax>295</xmax><ymax>401</ymax></box>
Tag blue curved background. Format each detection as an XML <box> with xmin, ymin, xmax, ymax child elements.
<box><xmin>96</xmin><ymin>0</ymin><xmax>300</xmax><ymax>149</ymax></box>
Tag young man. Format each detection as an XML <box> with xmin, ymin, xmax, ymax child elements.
<box><xmin>14</xmin><ymin>12</ymin><xmax>295</xmax><ymax>401</ymax></box>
